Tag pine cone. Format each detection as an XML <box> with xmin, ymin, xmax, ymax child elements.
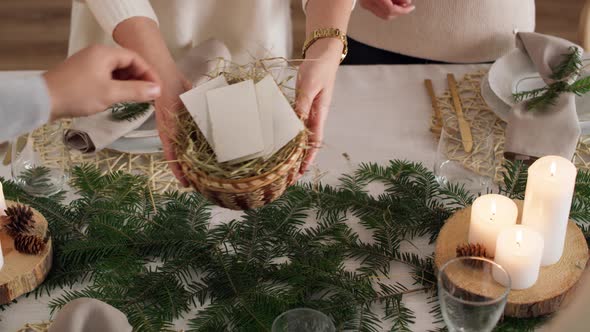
<box><xmin>456</xmin><ymin>243</ymin><xmax>491</xmax><ymax>268</ymax></box>
<box><xmin>14</xmin><ymin>234</ymin><xmax>47</xmax><ymax>255</ymax></box>
<box><xmin>3</xmin><ymin>204</ymin><xmax>35</xmax><ymax>237</ymax></box>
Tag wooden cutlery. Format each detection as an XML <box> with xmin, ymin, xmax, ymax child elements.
<box><xmin>447</xmin><ymin>74</ymin><xmax>473</xmax><ymax>153</ymax></box>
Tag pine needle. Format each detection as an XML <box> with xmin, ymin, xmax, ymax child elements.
<box><xmin>550</xmin><ymin>46</ymin><xmax>582</xmax><ymax>80</ymax></box>
<box><xmin>512</xmin><ymin>46</ymin><xmax>587</xmax><ymax>111</ymax></box>
<box><xmin>17</xmin><ymin>166</ymin><xmax>53</xmax><ymax>191</ymax></box>
<box><xmin>110</xmin><ymin>102</ymin><xmax>151</xmax><ymax>122</ymax></box>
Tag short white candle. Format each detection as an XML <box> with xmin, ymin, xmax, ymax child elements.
<box><xmin>522</xmin><ymin>156</ymin><xmax>577</xmax><ymax>266</ymax></box>
<box><xmin>468</xmin><ymin>194</ymin><xmax>518</xmax><ymax>256</ymax></box>
<box><xmin>0</xmin><ymin>181</ymin><xmax>6</xmax><ymax>216</ymax></box>
<box><xmin>493</xmin><ymin>225</ymin><xmax>544</xmax><ymax>290</ymax></box>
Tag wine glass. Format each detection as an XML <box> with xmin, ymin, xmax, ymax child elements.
<box><xmin>11</xmin><ymin>123</ymin><xmax>68</xmax><ymax>196</ymax></box>
<box><xmin>272</xmin><ymin>308</ymin><xmax>335</xmax><ymax>332</ymax></box>
<box><xmin>434</xmin><ymin>125</ymin><xmax>496</xmax><ymax>195</ymax></box>
<box><xmin>438</xmin><ymin>257</ymin><xmax>511</xmax><ymax>332</ymax></box>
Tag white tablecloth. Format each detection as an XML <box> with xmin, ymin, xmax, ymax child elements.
<box><xmin>0</xmin><ymin>64</ymin><xmax>488</xmax><ymax>331</ymax></box>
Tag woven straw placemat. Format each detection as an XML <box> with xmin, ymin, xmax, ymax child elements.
<box><xmin>32</xmin><ymin>123</ymin><xmax>181</xmax><ymax>193</ymax></box>
<box><xmin>430</xmin><ymin>70</ymin><xmax>590</xmax><ymax>183</ymax></box>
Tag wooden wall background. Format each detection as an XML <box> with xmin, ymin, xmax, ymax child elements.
<box><xmin>0</xmin><ymin>0</ymin><xmax>585</xmax><ymax>70</ymax></box>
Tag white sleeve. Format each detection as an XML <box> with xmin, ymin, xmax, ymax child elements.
<box><xmin>0</xmin><ymin>75</ymin><xmax>51</xmax><ymax>142</ymax></box>
<box><xmin>301</xmin><ymin>0</ymin><xmax>356</xmax><ymax>14</ymax></box>
<box><xmin>85</xmin><ymin>0</ymin><xmax>159</xmax><ymax>37</ymax></box>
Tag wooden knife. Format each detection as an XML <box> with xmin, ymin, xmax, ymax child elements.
<box><xmin>447</xmin><ymin>74</ymin><xmax>473</xmax><ymax>153</ymax></box>
<box><xmin>2</xmin><ymin>135</ymin><xmax>29</xmax><ymax>166</ymax></box>
<box><xmin>424</xmin><ymin>79</ymin><xmax>443</xmax><ymax>133</ymax></box>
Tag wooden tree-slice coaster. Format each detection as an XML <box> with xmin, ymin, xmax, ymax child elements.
<box><xmin>434</xmin><ymin>200</ymin><xmax>589</xmax><ymax>318</ymax></box>
<box><xmin>0</xmin><ymin>200</ymin><xmax>52</xmax><ymax>304</ymax></box>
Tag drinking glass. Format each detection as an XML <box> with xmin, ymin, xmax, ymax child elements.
<box><xmin>272</xmin><ymin>308</ymin><xmax>335</xmax><ymax>332</ymax></box>
<box><xmin>438</xmin><ymin>257</ymin><xmax>511</xmax><ymax>332</ymax></box>
<box><xmin>11</xmin><ymin>123</ymin><xmax>68</xmax><ymax>196</ymax></box>
<box><xmin>434</xmin><ymin>125</ymin><xmax>496</xmax><ymax>195</ymax></box>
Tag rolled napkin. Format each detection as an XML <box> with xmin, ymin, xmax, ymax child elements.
<box><xmin>64</xmin><ymin>39</ymin><xmax>231</xmax><ymax>153</ymax></box>
<box><xmin>48</xmin><ymin>298</ymin><xmax>132</xmax><ymax>332</ymax></box>
<box><xmin>504</xmin><ymin>32</ymin><xmax>582</xmax><ymax>162</ymax></box>
<box><xmin>64</xmin><ymin>105</ymin><xmax>154</xmax><ymax>153</ymax></box>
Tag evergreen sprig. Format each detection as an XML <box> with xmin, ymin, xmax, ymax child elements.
<box><xmin>1</xmin><ymin>160</ymin><xmax>587</xmax><ymax>331</ymax></box>
<box><xmin>551</xmin><ymin>46</ymin><xmax>582</xmax><ymax>80</ymax></box>
<box><xmin>16</xmin><ymin>166</ymin><xmax>53</xmax><ymax>191</ymax></box>
<box><xmin>512</xmin><ymin>46</ymin><xmax>588</xmax><ymax>111</ymax></box>
<box><xmin>109</xmin><ymin>102</ymin><xmax>152</xmax><ymax>122</ymax></box>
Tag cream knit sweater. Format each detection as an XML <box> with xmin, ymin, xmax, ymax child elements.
<box><xmin>68</xmin><ymin>0</ymin><xmax>294</xmax><ymax>64</ymax></box>
<box><xmin>348</xmin><ymin>0</ymin><xmax>536</xmax><ymax>63</ymax></box>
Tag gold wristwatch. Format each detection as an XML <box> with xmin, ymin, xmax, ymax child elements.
<box><xmin>302</xmin><ymin>28</ymin><xmax>348</xmax><ymax>63</ymax></box>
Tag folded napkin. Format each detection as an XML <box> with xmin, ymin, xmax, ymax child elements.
<box><xmin>64</xmin><ymin>105</ymin><xmax>154</xmax><ymax>153</ymax></box>
<box><xmin>504</xmin><ymin>32</ymin><xmax>582</xmax><ymax>162</ymax></box>
<box><xmin>48</xmin><ymin>298</ymin><xmax>132</xmax><ymax>332</ymax></box>
<box><xmin>64</xmin><ymin>39</ymin><xmax>231</xmax><ymax>153</ymax></box>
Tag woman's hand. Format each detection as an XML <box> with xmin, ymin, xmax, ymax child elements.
<box><xmin>360</xmin><ymin>0</ymin><xmax>415</xmax><ymax>20</ymax></box>
<box><xmin>112</xmin><ymin>17</ymin><xmax>190</xmax><ymax>186</ymax></box>
<box><xmin>43</xmin><ymin>45</ymin><xmax>161</xmax><ymax>121</ymax></box>
<box><xmin>296</xmin><ymin>38</ymin><xmax>343</xmax><ymax>176</ymax></box>
<box><xmin>154</xmin><ymin>69</ymin><xmax>191</xmax><ymax>187</ymax></box>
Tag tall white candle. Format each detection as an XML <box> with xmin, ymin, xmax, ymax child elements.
<box><xmin>522</xmin><ymin>156</ymin><xmax>577</xmax><ymax>266</ymax></box>
<box><xmin>0</xmin><ymin>181</ymin><xmax>6</xmax><ymax>216</ymax></box>
<box><xmin>468</xmin><ymin>194</ymin><xmax>518</xmax><ymax>256</ymax></box>
<box><xmin>493</xmin><ymin>225</ymin><xmax>544</xmax><ymax>290</ymax></box>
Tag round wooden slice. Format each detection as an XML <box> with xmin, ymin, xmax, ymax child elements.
<box><xmin>0</xmin><ymin>200</ymin><xmax>52</xmax><ymax>304</ymax></box>
<box><xmin>434</xmin><ymin>200</ymin><xmax>589</xmax><ymax>318</ymax></box>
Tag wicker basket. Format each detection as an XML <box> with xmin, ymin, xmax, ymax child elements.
<box><xmin>180</xmin><ymin>135</ymin><xmax>306</xmax><ymax>210</ymax></box>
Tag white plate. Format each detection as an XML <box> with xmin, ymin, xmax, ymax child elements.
<box><xmin>108</xmin><ymin>115</ymin><xmax>163</xmax><ymax>154</ymax></box>
<box><xmin>123</xmin><ymin>114</ymin><xmax>158</xmax><ymax>138</ymax></box>
<box><xmin>480</xmin><ymin>73</ymin><xmax>511</xmax><ymax>122</ymax></box>
<box><xmin>108</xmin><ymin>135</ymin><xmax>163</xmax><ymax>154</ymax></box>
<box><xmin>486</xmin><ymin>49</ymin><xmax>590</xmax><ymax>134</ymax></box>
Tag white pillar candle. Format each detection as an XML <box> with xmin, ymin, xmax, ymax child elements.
<box><xmin>493</xmin><ymin>225</ymin><xmax>544</xmax><ymax>290</ymax></box>
<box><xmin>521</xmin><ymin>156</ymin><xmax>577</xmax><ymax>266</ymax></box>
<box><xmin>0</xmin><ymin>181</ymin><xmax>6</xmax><ymax>216</ymax></box>
<box><xmin>468</xmin><ymin>194</ymin><xmax>518</xmax><ymax>256</ymax></box>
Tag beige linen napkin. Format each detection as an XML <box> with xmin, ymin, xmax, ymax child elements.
<box><xmin>64</xmin><ymin>39</ymin><xmax>231</xmax><ymax>153</ymax></box>
<box><xmin>48</xmin><ymin>298</ymin><xmax>132</xmax><ymax>332</ymax></box>
<box><xmin>504</xmin><ymin>32</ymin><xmax>582</xmax><ymax>162</ymax></box>
<box><xmin>64</xmin><ymin>105</ymin><xmax>154</xmax><ymax>153</ymax></box>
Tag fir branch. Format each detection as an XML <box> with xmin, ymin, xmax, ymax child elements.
<box><xmin>525</xmin><ymin>83</ymin><xmax>565</xmax><ymax>111</ymax></box>
<box><xmin>4</xmin><ymin>162</ymin><xmax>579</xmax><ymax>331</ymax></box>
<box><xmin>386</xmin><ymin>296</ymin><xmax>415</xmax><ymax>332</ymax></box>
<box><xmin>499</xmin><ymin>160</ymin><xmax>528</xmax><ymax>200</ymax></box>
<box><xmin>16</xmin><ymin>166</ymin><xmax>53</xmax><ymax>191</ymax></box>
<box><xmin>109</xmin><ymin>102</ymin><xmax>151</xmax><ymax>122</ymax></box>
<box><xmin>512</xmin><ymin>46</ymin><xmax>584</xmax><ymax>111</ymax></box>
<box><xmin>550</xmin><ymin>46</ymin><xmax>582</xmax><ymax>80</ymax></box>
<box><xmin>512</xmin><ymin>87</ymin><xmax>548</xmax><ymax>102</ymax></box>
<box><xmin>567</xmin><ymin>76</ymin><xmax>590</xmax><ymax>96</ymax></box>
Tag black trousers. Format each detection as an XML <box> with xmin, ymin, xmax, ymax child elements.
<box><xmin>342</xmin><ymin>37</ymin><xmax>447</xmax><ymax>65</ymax></box>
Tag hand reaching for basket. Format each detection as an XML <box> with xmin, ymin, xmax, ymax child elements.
<box><xmin>113</xmin><ymin>17</ymin><xmax>192</xmax><ymax>187</ymax></box>
<box><xmin>154</xmin><ymin>71</ymin><xmax>192</xmax><ymax>187</ymax></box>
<box><xmin>360</xmin><ymin>0</ymin><xmax>415</xmax><ymax>20</ymax></box>
<box><xmin>296</xmin><ymin>38</ymin><xmax>343</xmax><ymax>176</ymax></box>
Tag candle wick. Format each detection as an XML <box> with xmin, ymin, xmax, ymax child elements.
<box><xmin>517</xmin><ymin>242</ymin><xmax>521</xmax><ymax>248</ymax></box>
